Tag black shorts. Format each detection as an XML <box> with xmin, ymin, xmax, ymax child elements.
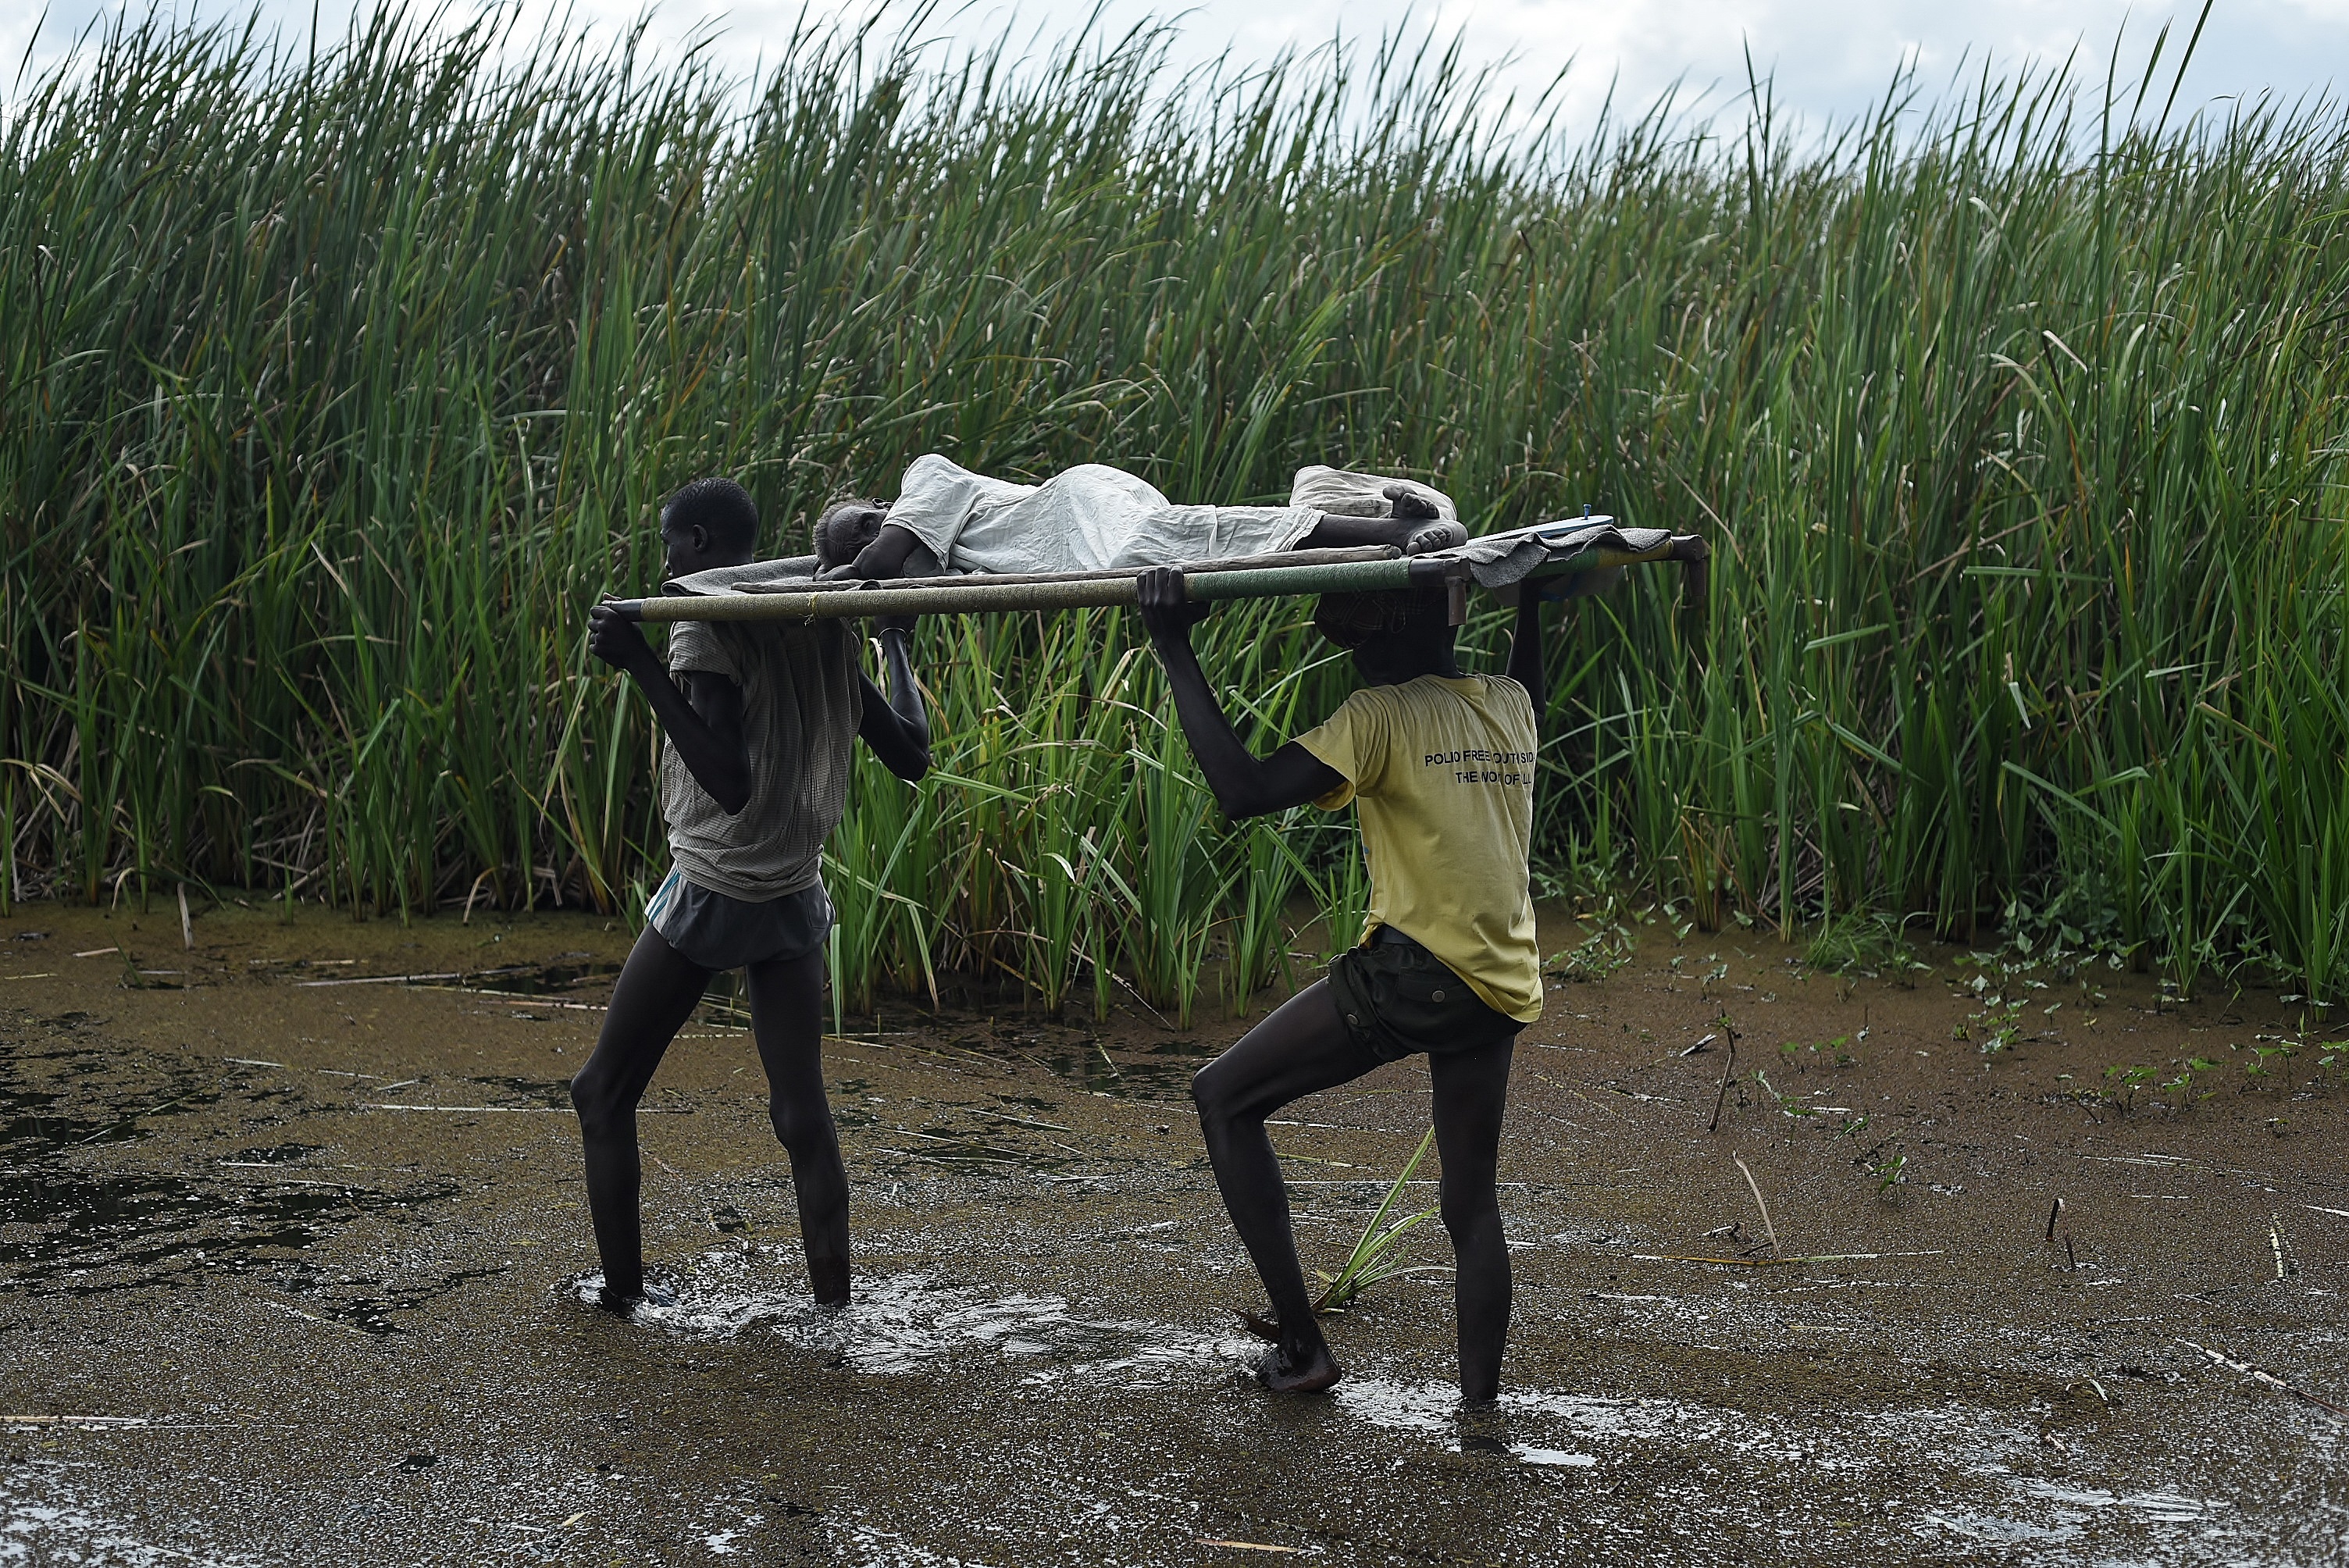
<box><xmin>1325</xmin><ymin>928</ymin><xmax>1524</xmax><ymax>1063</ymax></box>
<box><xmin>645</xmin><ymin>868</ymin><xmax>834</xmax><ymax>972</ymax></box>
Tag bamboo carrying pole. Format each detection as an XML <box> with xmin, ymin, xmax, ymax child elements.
<box><xmin>608</xmin><ymin>536</ymin><xmax>1708</xmax><ymax>623</ymax></box>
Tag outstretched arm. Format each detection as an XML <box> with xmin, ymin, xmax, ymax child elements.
<box><xmin>586</xmin><ymin>604</ymin><xmax>751</xmax><ymax>814</ymax></box>
<box><xmin>1505</xmin><ymin>591</ymin><xmax>1545</xmax><ymax>731</ymax></box>
<box><xmin>1135</xmin><ymin>568</ymin><xmax>1341</xmax><ymax>820</ymax></box>
<box><xmin>856</xmin><ymin>622</ymin><xmax>930</xmax><ymax>782</ymax></box>
<box><xmin>822</xmin><ymin>522</ymin><xmax>924</xmax><ymax>582</ymax></box>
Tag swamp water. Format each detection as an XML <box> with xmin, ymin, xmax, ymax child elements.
<box><xmin>1</xmin><ymin>907</ymin><xmax>2344</xmax><ymax>1564</ymax></box>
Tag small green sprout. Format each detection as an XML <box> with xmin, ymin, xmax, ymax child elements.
<box><xmin>1314</xmin><ymin>1128</ymin><xmax>1445</xmax><ymax>1313</ymax></box>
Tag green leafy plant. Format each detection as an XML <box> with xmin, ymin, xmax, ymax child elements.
<box><xmin>1841</xmin><ymin>1117</ymin><xmax>1908</xmax><ymax>1192</ymax></box>
<box><xmin>2104</xmin><ymin>1063</ymin><xmax>2158</xmax><ymax>1112</ymax></box>
<box><xmin>1805</xmin><ymin>914</ymin><xmax>1929</xmax><ymax>983</ymax></box>
<box><xmin>1752</xmin><ymin>1068</ymin><xmax>1809</xmax><ymax>1118</ymax></box>
<box><xmin>1314</xmin><ymin>1128</ymin><xmax>1444</xmax><ymax>1313</ymax></box>
<box><xmin>1549</xmin><ymin>898</ymin><xmax>1638</xmax><ymax>983</ymax></box>
<box><xmin>1308</xmin><ymin>834</ymin><xmax>1374</xmax><ymax>971</ymax></box>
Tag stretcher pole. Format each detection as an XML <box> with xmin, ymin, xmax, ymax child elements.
<box><xmin>607</xmin><ymin>536</ymin><xmax>1706</xmax><ymax>624</ymax></box>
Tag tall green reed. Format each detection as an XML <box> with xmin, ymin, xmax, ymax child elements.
<box><xmin>2</xmin><ymin>5</ymin><xmax>2345</xmax><ymax>1009</ymax></box>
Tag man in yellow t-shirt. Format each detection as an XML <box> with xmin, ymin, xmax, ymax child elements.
<box><xmin>1135</xmin><ymin>566</ymin><xmax>1549</xmax><ymax>1406</ymax></box>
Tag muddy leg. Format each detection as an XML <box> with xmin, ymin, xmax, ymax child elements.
<box><xmin>744</xmin><ymin>948</ymin><xmax>850</xmax><ymax>1307</ymax></box>
<box><xmin>1190</xmin><ymin>980</ymin><xmax>1381</xmax><ymax>1393</ymax></box>
<box><xmin>1430</xmin><ymin>1036</ymin><xmax>1515</xmax><ymax>1406</ymax></box>
<box><xmin>570</xmin><ymin>926</ymin><xmax>711</xmax><ymax>1307</ymax></box>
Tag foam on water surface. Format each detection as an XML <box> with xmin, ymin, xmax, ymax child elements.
<box><xmin>2</xmin><ymin>1466</ymin><xmax>262</xmax><ymax>1568</ymax></box>
<box><xmin>572</xmin><ymin>1247</ymin><xmax>1261</xmax><ymax>1387</ymax></box>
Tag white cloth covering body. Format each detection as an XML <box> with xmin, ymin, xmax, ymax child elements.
<box><xmin>885</xmin><ymin>454</ymin><xmax>1321</xmax><ymax>575</ymax></box>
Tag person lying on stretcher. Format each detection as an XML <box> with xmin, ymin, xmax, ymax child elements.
<box><xmin>813</xmin><ymin>456</ymin><xmax>1469</xmax><ymax>580</ymax></box>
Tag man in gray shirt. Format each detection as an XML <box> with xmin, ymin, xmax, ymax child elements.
<box><xmin>580</xmin><ymin>478</ymin><xmax>930</xmax><ymax>1313</ymax></box>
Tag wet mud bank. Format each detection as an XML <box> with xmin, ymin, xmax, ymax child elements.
<box><xmin>2</xmin><ymin>904</ymin><xmax>2343</xmax><ymax>1564</ymax></box>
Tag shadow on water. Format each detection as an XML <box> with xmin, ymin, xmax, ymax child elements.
<box><xmin>0</xmin><ymin>1044</ymin><xmax>229</xmax><ymax>1155</ymax></box>
<box><xmin>264</xmin><ymin>1259</ymin><xmax>513</xmax><ymax>1335</ymax></box>
<box><xmin>461</xmin><ymin>1075</ymin><xmax>573</xmax><ymax>1107</ymax></box>
<box><xmin>873</xmin><ymin>1136</ymin><xmax>1076</xmax><ymax>1173</ymax></box>
<box><xmin>2</xmin><ymin>1164</ymin><xmax>465</xmax><ymax>1300</ymax></box>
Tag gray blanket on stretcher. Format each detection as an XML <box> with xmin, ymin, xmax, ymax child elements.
<box><xmin>1432</xmin><ymin>516</ymin><xmax>1675</xmax><ymax>599</ymax></box>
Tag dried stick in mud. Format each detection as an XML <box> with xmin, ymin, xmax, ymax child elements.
<box><xmin>2179</xmin><ymin>1339</ymin><xmax>2349</xmax><ymax>1419</ymax></box>
<box><xmin>1733</xmin><ymin>1154</ymin><xmax>1780</xmax><ymax>1256</ymax></box>
<box><xmin>1706</xmin><ymin>1014</ymin><xmax>1741</xmax><ymax>1134</ymax></box>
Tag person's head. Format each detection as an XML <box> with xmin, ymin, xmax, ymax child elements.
<box><xmin>660</xmin><ymin>478</ymin><xmax>761</xmax><ymax>578</ymax></box>
<box><xmin>1312</xmin><ymin>590</ymin><xmax>1460</xmax><ymax>684</ymax></box>
<box><xmin>814</xmin><ymin>497</ymin><xmax>890</xmax><ymax>570</ymax></box>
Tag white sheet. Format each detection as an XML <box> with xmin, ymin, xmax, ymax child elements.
<box><xmin>1286</xmin><ymin>465</ymin><xmax>1456</xmax><ymax>522</ymax></box>
<box><xmin>886</xmin><ymin>454</ymin><xmax>1321</xmax><ymax>574</ymax></box>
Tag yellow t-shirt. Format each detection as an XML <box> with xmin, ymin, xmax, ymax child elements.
<box><xmin>1294</xmin><ymin>674</ymin><xmax>1542</xmax><ymax>1023</ymax></box>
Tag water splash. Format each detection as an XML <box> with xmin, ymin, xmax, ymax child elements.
<box><xmin>571</xmin><ymin>1246</ymin><xmax>1259</xmax><ymax>1388</ymax></box>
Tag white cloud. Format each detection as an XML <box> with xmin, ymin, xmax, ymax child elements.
<box><xmin>5</xmin><ymin>0</ymin><xmax>2344</xmax><ymax>133</ymax></box>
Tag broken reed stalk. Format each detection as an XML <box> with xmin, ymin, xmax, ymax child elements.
<box><xmin>1634</xmin><ymin>1250</ymin><xmax>1944</xmax><ymax>1267</ymax></box>
<box><xmin>2044</xmin><ymin>1196</ymin><xmax>2081</xmax><ymax>1268</ymax></box>
<box><xmin>1733</xmin><ymin>1154</ymin><xmax>1780</xmax><ymax>1256</ymax></box>
<box><xmin>1706</xmin><ymin>1017</ymin><xmax>1741</xmax><ymax>1134</ymax></box>
<box><xmin>2179</xmin><ymin>1338</ymin><xmax>2349</xmax><ymax>1419</ymax></box>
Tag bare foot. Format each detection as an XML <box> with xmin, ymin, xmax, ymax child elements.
<box><xmin>1381</xmin><ymin>483</ymin><xmax>1442</xmax><ymax>522</ymax></box>
<box><xmin>1256</xmin><ymin>1340</ymin><xmax>1344</xmax><ymax>1395</ymax></box>
<box><xmin>807</xmin><ymin>1255</ymin><xmax>850</xmax><ymax>1309</ymax></box>
<box><xmin>1367</xmin><ymin>486</ymin><xmax>1463</xmax><ymax>554</ymax></box>
<box><xmin>1403</xmin><ymin>520</ymin><xmax>1467</xmax><ymax>554</ymax></box>
<box><xmin>1456</xmin><ymin>1400</ymin><xmax>1509</xmax><ymax>1455</ymax></box>
<box><xmin>590</xmin><ymin>1278</ymin><xmax>675</xmax><ymax>1319</ymax></box>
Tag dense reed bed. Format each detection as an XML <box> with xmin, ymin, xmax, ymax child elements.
<box><xmin>3</xmin><ymin>8</ymin><xmax>2344</xmax><ymax>1007</ymax></box>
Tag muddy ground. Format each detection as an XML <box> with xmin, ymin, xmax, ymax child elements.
<box><xmin>1</xmin><ymin>902</ymin><xmax>2343</xmax><ymax>1566</ymax></box>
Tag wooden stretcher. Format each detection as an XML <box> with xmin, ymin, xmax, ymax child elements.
<box><xmin>608</xmin><ymin>518</ymin><xmax>1710</xmax><ymax>625</ymax></box>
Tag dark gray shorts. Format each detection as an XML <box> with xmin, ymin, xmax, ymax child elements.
<box><xmin>1326</xmin><ymin>927</ymin><xmax>1524</xmax><ymax>1063</ymax></box>
<box><xmin>646</xmin><ymin>868</ymin><xmax>834</xmax><ymax>972</ymax></box>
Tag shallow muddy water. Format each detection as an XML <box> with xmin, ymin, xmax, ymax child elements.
<box><xmin>1</xmin><ymin>903</ymin><xmax>2343</xmax><ymax>1564</ymax></box>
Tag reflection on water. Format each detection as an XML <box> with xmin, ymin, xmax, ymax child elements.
<box><xmin>0</xmin><ymin>1023</ymin><xmax>479</xmax><ymax>1328</ymax></box>
<box><xmin>591</xmin><ymin>1243</ymin><xmax>2258</xmax><ymax>1565</ymax></box>
<box><xmin>1333</xmin><ymin>1368</ymin><xmax>2267</xmax><ymax>1559</ymax></box>
<box><xmin>1026</xmin><ymin>1038</ymin><xmax>1215</xmax><ymax>1103</ymax></box>
<box><xmin>0</xmin><ymin>1466</ymin><xmax>263</xmax><ymax>1568</ymax></box>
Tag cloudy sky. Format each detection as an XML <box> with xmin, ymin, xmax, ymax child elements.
<box><xmin>5</xmin><ymin>0</ymin><xmax>2345</xmax><ymax>133</ymax></box>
